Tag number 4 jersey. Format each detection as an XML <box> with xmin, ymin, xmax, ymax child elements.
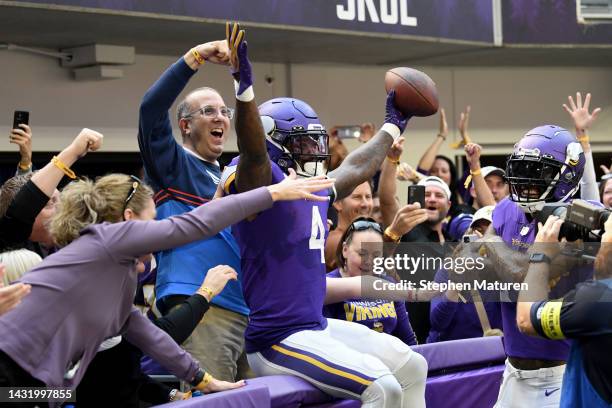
<box><xmin>221</xmin><ymin>159</ymin><xmax>333</xmax><ymax>353</ymax></box>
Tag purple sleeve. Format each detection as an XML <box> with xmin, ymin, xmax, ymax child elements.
<box><xmin>392</xmin><ymin>301</ymin><xmax>417</xmax><ymax>346</ymax></box>
<box><xmin>100</xmin><ymin>187</ymin><xmax>273</xmax><ymax>260</ymax></box>
<box><xmin>123</xmin><ymin>308</ymin><xmax>199</xmax><ymax>382</ymax></box>
<box><xmin>429</xmin><ymin>269</ymin><xmax>459</xmax><ymax>332</ymax></box>
<box><xmin>429</xmin><ymin>296</ymin><xmax>459</xmax><ymax>332</ymax></box>
<box><xmin>416</xmin><ymin>166</ymin><xmax>430</xmax><ymax>176</ymax></box>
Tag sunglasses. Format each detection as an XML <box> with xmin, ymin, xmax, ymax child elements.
<box><xmin>348</xmin><ymin>219</ymin><xmax>383</xmax><ymax>235</ymax></box>
<box><xmin>122</xmin><ymin>175</ymin><xmax>142</xmax><ymax>215</ymax></box>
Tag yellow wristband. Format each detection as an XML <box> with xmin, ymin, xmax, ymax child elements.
<box><xmin>384</xmin><ymin>226</ymin><xmax>401</xmax><ymax>243</ymax></box>
<box><xmin>197</xmin><ymin>372</ymin><xmax>213</xmax><ymax>390</ymax></box>
<box><xmin>198</xmin><ymin>286</ymin><xmax>215</xmax><ymax>300</ymax></box>
<box><xmin>51</xmin><ymin>156</ymin><xmax>77</xmax><ymax>179</ymax></box>
<box><xmin>577</xmin><ymin>135</ymin><xmax>589</xmax><ymax>143</ymax></box>
<box><xmin>18</xmin><ymin>162</ymin><xmax>32</xmax><ymax>171</ymax></box>
<box><xmin>386</xmin><ymin>156</ymin><xmax>400</xmax><ymax>165</ymax></box>
<box><xmin>191</xmin><ymin>49</ymin><xmax>205</xmax><ymax>65</ymax></box>
<box><xmin>464</xmin><ymin>169</ymin><xmax>480</xmax><ymax>188</ymax></box>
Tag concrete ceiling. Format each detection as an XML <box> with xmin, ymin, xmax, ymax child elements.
<box><xmin>2</xmin><ymin>4</ymin><xmax>612</xmax><ymax>66</ymax></box>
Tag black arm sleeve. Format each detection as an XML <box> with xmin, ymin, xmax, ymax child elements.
<box><xmin>0</xmin><ymin>180</ymin><xmax>50</xmax><ymax>251</ymax></box>
<box><xmin>152</xmin><ymin>294</ymin><xmax>210</xmax><ymax>344</ymax></box>
<box><xmin>531</xmin><ymin>280</ymin><xmax>612</xmax><ymax>340</ymax></box>
<box><xmin>138</xmin><ymin>375</ymin><xmax>172</xmax><ymax>405</ymax></box>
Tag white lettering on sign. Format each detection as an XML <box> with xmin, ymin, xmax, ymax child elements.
<box><xmin>336</xmin><ymin>0</ymin><xmax>417</xmax><ymax>27</ymax></box>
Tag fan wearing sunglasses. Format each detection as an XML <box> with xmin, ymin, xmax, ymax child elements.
<box><xmin>324</xmin><ymin>217</ymin><xmax>417</xmax><ymax>346</ymax></box>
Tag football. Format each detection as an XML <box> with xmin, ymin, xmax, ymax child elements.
<box><xmin>384</xmin><ymin>67</ymin><xmax>439</xmax><ymax>117</ymax></box>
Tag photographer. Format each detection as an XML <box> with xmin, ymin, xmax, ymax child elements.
<box><xmin>517</xmin><ymin>215</ymin><xmax>612</xmax><ymax>408</ymax></box>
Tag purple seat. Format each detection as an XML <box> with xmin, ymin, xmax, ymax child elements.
<box><xmin>155</xmin><ymin>337</ymin><xmax>505</xmax><ymax>407</ymax></box>
<box><xmin>413</xmin><ymin>336</ymin><xmax>506</xmax><ymax>372</ymax></box>
<box><xmin>155</xmin><ymin>383</ymin><xmax>270</xmax><ymax>408</ymax></box>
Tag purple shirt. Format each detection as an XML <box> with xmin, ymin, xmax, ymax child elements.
<box><xmin>224</xmin><ymin>160</ymin><xmax>329</xmax><ymax>353</ymax></box>
<box><xmin>427</xmin><ymin>269</ymin><xmax>502</xmax><ymax>343</ymax></box>
<box><xmin>492</xmin><ymin>197</ymin><xmax>590</xmax><ymax>360</ymax></box>
<box><xmin>0</xmin><ymin>187</ymin><xmax>273</xmax><ymax>388</ymax></box>
<box><xmin>324</xmin><ymin>270</ymin><xmax>417</xmax><ymax>346</ymax></box>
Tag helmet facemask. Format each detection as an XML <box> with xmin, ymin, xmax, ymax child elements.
<box><xmin>506</xmin><ymin>143</ymin><xmax>583</xmax><ymax>214</ymax></box>
<box><xmin>262</xmin><ymin>115</ymin><xmax>330</xmax><ymax>177</ymax></box>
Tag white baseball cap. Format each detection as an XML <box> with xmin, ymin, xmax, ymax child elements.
<box><xmin>481</xmin><ymin>166</ymin><xmax>505</xmax><ymax>179</ymax></box>
<box><xmin>418</xmin><ymin>176</ymin><xmax>451</xmax><ymax>200</ymax></box>
<box><xmin>469</xmin><ymin>205</ymin><xmax>494</xmax><ymax>228</ymax></box>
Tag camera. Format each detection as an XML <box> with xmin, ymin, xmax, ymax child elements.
<box><xmin>537</xmin><ymin>200</ymin><xmax>610</xmax><ymax>242</ymax></box>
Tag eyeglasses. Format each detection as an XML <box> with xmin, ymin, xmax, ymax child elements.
<box><xmin>184</xmin><ymin>105</ymin><xmax>234</xmax><ymax>120</ymax></box>
<box><xmin>348</xmin><ymin>218</ymin><xmax>383</xmax><ymax>235</ymax></box>
<box><xmin>123</xmin><ymin>175</ymin><xmax>141</xmax><ymax>215</ymax></box>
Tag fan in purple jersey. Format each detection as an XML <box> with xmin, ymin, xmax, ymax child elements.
<box><xmin>219</xmin><ymin>22</ymin><xmax>427</xmax><ymax>408</ymax></box>
<box><xmin>323</xmin><ymin>218</ymin><xmax>417</xmax><ymax>346</ymax></box>
<box><xmin>479</xmin><ymin>124</ymin><xmax>596</xmax><ymax>408</ymax></box>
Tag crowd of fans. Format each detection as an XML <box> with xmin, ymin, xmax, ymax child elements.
<box><xmin>0</xmin><ymin>23</ymin><xmax>610</xmax><ymax>408</ymax></box>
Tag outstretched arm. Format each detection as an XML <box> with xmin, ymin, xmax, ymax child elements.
<box><xmin>562</xmin><ymin>92</ymin><xmax>601</xmax><ymax>201</ymax></box>
<box><xmin>378</xmin><ymin>137</ymin><xmax>403</xmax><ymax>227</ymax></box>
<box><xmin>9</xmin><ymin>124</ymin><xmax>33</xmax><ymax>175</ymax></box>
<box><xmin>329</xmin><ymin>91</ymin><xmax>408</xmax><ymax>200</ymax></box>
<box><xmin>138</xmin><ymin>40</ymin><xmax>229</xmax><ymax>186</ymax></box>
<box><xmin>465</xmin><ymin>143</ymin><xmax>495</xmax><ymax>207</ymax></box>
<box><xmin>417</xmin><ymin>108</ymin><xmax>447</xmax><ymax>172</ymax></box>
<box><xmin>227</xmin><ymin>22</ymin><xmax>272</xmax><ymax>192</ymax></box>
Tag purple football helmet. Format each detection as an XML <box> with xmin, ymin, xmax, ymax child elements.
<box><xmin>259</xmin><ymin>98</ymin><xmax>330</xmax><ymax>177</ymax></box>
<box><xmin>506</xmin><ymin>125</ymin><xmax>585</xmax><ymax>213</ymax></box>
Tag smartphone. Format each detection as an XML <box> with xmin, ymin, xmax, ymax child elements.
<box><xmin>13</xmin><ymin>111</ymin><xmax>29</xmax><ymax>130</ymax></box>
<box><xmin>463</xmin><ymin>234</ymin><xmax>479</xmax><ymax>243</ymax></box>
<box><xmin>407</xmin><ymin>185</ymin><xmax>425</xmax><ymax>208</ymax></box>
<box><xmin>336</xmin><ymin>126</ymin><xmax>361</xmax><ymax>139</ymax></box>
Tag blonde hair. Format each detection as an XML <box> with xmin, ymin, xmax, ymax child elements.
<box><xmin>0</xmin><ymin>249</ymin><xmax>42</xmax><ymax>285</ymax></box>
<box><xmin>50</xmin><ymin>174</ymin><xmax>153</xmax><ymax>247</ymax></box>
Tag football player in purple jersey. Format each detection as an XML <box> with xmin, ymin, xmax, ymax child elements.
<box><xmin>478</xmin><ymin>122</ymin><xmax>601</xmax><ymax>408</ymax></box>
<box><xmin>217</xmin><ymin>23</ymin><xmax>427</xmax><ymax>408</ymax></box>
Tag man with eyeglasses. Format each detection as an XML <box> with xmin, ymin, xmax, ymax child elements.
<box><xmin>138</xmin><ymin>38</ymin><xmax>250</xmax><ymax>381</ymax></box>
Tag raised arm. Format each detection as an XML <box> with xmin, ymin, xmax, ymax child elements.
<box><xmin>138</xmin><ymin>40</ymin><xmax>230</xmax><ymax>184</ymax></box>
<box><xmin>9</xmin><ymin>124</ymin><xmax>33</xmax><ymax>175</ymax></box>
<box><xmin>378</xmin><ymin>136</ymin><xmax>428</xmax><ymax>239</ymax></box>
<box><xmin>329</xmin><ymin>91</ymin><xmax>408</xmax><ymax>200</ymax></box>
<box><xmin>31</xmin><ymin>129</ymin><xmax>102</xmax><ymax>197</ymax></box>
<box><xmin>0</xmin><ymin>129</ymin><xmax>102</xmax><ymax>250</ymax></box>
<box><xmin>562</xmin><ymin>92</ymin><xmax>601</xmax><ymax>201</ymax></box>
<box><xmin>465</xmin><ymin>143</ymin><xmax>495</xmax><ymax>207</ymax></box>
<box><xmin>227</xmin><ymin>22</ymin><xmax>272</xmax><ymax>192</ymax></box>
<box><xmin>417</xmin><ymin>108</ymin><xmax>447</xmax><ymax>172</ymax></box>
<box><xmin>378</xmin><ymin>137</ymin><xmax>403</xmax><ymax>227</ymax></box>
